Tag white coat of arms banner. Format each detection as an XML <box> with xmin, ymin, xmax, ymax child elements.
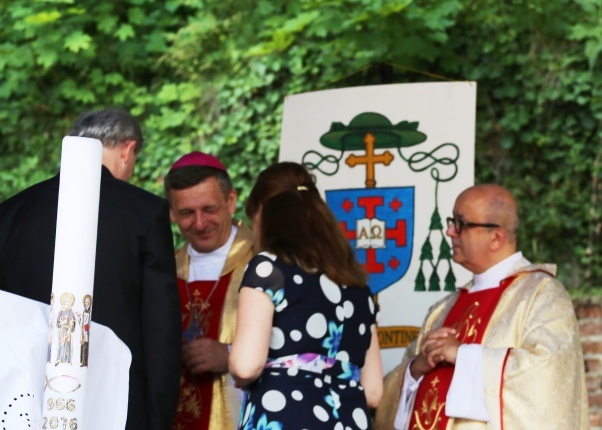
<box><xmin>279</xmin><ymin>82</ymin><xmax>476</xmax><ymax>372</ymax></box>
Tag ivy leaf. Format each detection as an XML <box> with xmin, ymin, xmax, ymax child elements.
<box><xmin>281</xmin><ymin>11</ymin><xmax>320</xmax><ymax>33</ymax></box>
<box><xmin>98</xmin><ymin>15</ymin><xmax>118</xmax><ymax>34</ymax></box>
<box><xmin>64</xmin><ymin>31</ymin><xmax>91</xmax><ymax>53</ymax></box>
<box><xmin>25</xmin><ymin>11</ymin><xmax>62</xmax><ymax>24</ymax></box>
<box><xmin>145</xmin><ymin>31</ymin><xmax>167</xmax><ymax>54</ymax></box>
<box><xmin>116</xmin><ymin>24</ymin><xmax>135</xmax><ymax>41</ymax></box>
<box><xmin>37</xmin><ymin>50</ymin><xmax>58</xmax><ymax>69</ymax></box>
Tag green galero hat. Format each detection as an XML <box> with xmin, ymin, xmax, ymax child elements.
<box><xmin>319</xmin><ymin>112</ymin><xmax>427</xmax><ymax>151</ymax></box>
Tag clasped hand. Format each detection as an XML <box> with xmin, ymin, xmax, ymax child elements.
<box><xmin>410</xmin><ymin>327</ymin><xmax>460</xmax><ymax>380</ymax></box>
<box><xmin>183</xmin><ymin>337</ymin><xmax>229</xmax><ymax>375</ymax></box>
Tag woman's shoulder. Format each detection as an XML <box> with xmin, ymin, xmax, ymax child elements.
<box><xmin>342</xmin><ymin>283</ymin><xmax>377</xmax><ymax>307</ymax></box>
<box><xmin>249</xmin><ymin>252</ymin><xmax>305</xmax><ymax>273</ymax></box>
<box><xmin>249</xmin><ymin>251</ymin><xmax>279</xmax><ymax>264</ymax></box>
<box><xmin>245</xmin><ymin>252</ymin><xmax>300</xmax><ymax>281</ymax></box>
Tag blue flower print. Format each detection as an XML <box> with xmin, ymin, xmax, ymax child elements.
<box><xmin>322</xmin><ymin>321</ymin><xmax>343</xmax><ymax>358</ymax></box>
<box><xmin>255</xmin><ymin>413</ymin><xmax>283</xmax><ymax>430</ymax></box>
<box><xmin>240</xmin><ymin>403</ymin><xmax>256</xmax><ymax>430</ymax></box>
<box><xmin>339</xmin><ymin>360</ymin><xmax>361</xmax><ymax>381</ymax></box>
<box><xmin>265</xmin><ymin>288</ymin><xmax>285</xmax><ymax>307</ymax></box>
<box><xmin>324</xmin><ymin>388</ymin><xmax>341</xmax><ymax>419</ymax></box>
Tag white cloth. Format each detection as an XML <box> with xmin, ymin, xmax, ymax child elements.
<box><xmin>0</xmin><ymin>291</ymin><xmax>131</xmax><ymax>430</ymax></box>
<box><xmin>395</xmin><ymin>252</ymin><xmax>525</xmax><ymax>429</ymax></box>
<box><xmin>187</xmin><ymin>225</ymin><xmax>238</xmax><ymax>281</ymax></box>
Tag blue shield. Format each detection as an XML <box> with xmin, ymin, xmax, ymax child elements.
<box><xmin>325</xmin><ymin>187</ymin><xmax>414</xmax><ymax>294</ymax></box>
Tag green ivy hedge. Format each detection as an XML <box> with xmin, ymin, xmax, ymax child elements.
<box><xmin>1</xmin><ymin>0</ymin><xmax>600</xmax><ymax>290</ymax></box>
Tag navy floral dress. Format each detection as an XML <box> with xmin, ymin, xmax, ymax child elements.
<box><xmin>238</xmin><ymin>252</ymin><xmax>377</xmax><ymax>430</ymax></box>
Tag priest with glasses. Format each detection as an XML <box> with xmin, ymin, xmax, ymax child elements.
<box><xmin>375</xmin><ymin>184</ymin><xmax>588</xmax><ymax>430</ymax></box>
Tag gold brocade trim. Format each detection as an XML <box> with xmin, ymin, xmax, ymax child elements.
<box><xmin>454</xmin><ymin>301</ymin><xmax>481</xmax><ymax>343</ymax></box>
<box><xmin>176</xmin><ymin>374</ymin><xmax>203</xmax><ymax>422</ymax></box>
<box><xmin>218</xmin><ymin>221</ymin><xmax>256</xmax><ymax>343</ymax></box>
<box><xmin>176</xmin><ymin>221</ymin><xmax>256</xmax><ymax>430</ymax></box>
<box><xmin>412</xmin><ymin>377</ymin><xmax>445</xmax><ymax>430</ymax></box>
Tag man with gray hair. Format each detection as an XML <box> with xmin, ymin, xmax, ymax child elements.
<box><xmin>0</xmin><ymin>109</ymin><xmax>181</xmax><ymax>430</ymax></box>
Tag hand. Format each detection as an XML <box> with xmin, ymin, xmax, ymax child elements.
<box><xmin>409</xmin><ymin>354</ymin><xmax>434</xmax><ymax>380</ymax></box>
<box><xmin>233</xmin><ymin>380</ymin><xmax>248</xmax><ymax>390</ymax></box>
<box><xmin>421</xmin><ymin>327</ymin><xmax>460</xmax><ymax>367</ymax></box>
<box><xmin>409</xmin><ymin>327</ymin><xmax>457</xmax><ymax>379</ymax></box>
<box><xmin>182</xmin><ymin>337</ymin><xmax>229</xmax><ymax>375</ymax></box>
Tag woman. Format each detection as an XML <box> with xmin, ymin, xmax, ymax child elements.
<box><xmin>229</xmin><ymin>162</ymin><xmax>383</xmax><ymax>430</ymax></box>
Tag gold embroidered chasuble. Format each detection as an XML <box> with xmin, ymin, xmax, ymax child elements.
<box><xmin>174</xmin><ymin>221</ymin><xmax>255</xmax><ymax>430</ymax></box>
<box><xmin>374</xmin><ymin>259</ymin><xmax>589</xmax><ymax>430</ymax></box>
<box><xmin>408</xmin><ymin>275</ymin><xmax>516</xmax><ymax>430</ymax></box>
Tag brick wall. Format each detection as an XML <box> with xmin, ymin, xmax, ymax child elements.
<box><xmin>575</xmin><ymin>297</ymin><xmax>602</xmax><ymax>429</ymax></box>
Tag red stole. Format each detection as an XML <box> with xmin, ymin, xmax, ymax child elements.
<box><xmin>408</xmin><ymin>275</ymin><xmax>517</xmax><ymax>430</ymax></box>
<box><xmin>172</xmin><ymin>272</ymin><xmax>233</xmax><ymax>430</ymax></box>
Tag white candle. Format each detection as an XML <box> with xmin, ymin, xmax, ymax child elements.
<box><xmin>43</xmin><ymin>136</ymin><xmax>102</xmax><ymax>430</ymax></box>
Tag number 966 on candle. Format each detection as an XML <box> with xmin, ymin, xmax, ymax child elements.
<box><xmin>43</xmin><ymin>397</ymin><xmax>77</xmax><ymax>429</ymax></box>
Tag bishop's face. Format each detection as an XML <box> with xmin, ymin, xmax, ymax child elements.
<box><xmin>169</xmin><ymin>177</ymin><xmax>236</xmax><ymax>253</ymax></box>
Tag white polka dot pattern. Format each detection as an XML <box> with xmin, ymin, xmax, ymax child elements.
<box><xmin>352</xmin><ymin>408</ymin><xmax>368</xmax><ymax>429</ymax></box>
<box><xmin>306</xmin><ymin>313</ymin><xmax>327</xmax><ymax>338</ymax></box>
<box><xmin>336</xmin><ymin>350</ymin><xmax>349</xmax><ymax>362</ymax></box>
<box><xmin>320</xmin><ymin>275</ymin><xmax>341</xmax><ymax>303</ymax></box>
<box><xmin>242</xmin><ymin>402</ymin><xmax>252</xmax><ymax>424</ymax></box>
<box><xmin>270</xmin><ymin>327</ymin><xmax>285</xmax><ymax>349</ymax></box>
<box><xmin>239</xmin><ymin>254</ymin><xmax>378</xmax><ymax>428</ymax></box>
<box><xmin>275</xmin><ymin>299</ymin><xmax>288</xmax><ymax>312</ymax></box>
<box><xmin>344</xmin><ymin>300</ymin><xmax>354</xmax><ymax>318</ymax></box>
<box><xmin>256</xmin><ymin>261</ymin><xmax>273</xmax><ymax>278</ymax></box>
<box><xmin>262</xmin><ymin>390</ymin><xmax>286</xmax><ymax>412</ymax></box>
<box><xmin>259</xmin><ymin>251</ymin><xmax>277</xmax><ymax>261</ymax></box>
<box><xmin>313</xmin><ymin>405</ymin><xmax>329</xmax><ymax>422</ymax></box>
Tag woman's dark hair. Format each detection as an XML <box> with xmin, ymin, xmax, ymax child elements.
<box><xmin>246</xmin><ymin>162</ymin><xmax>367</xmax><ymax>286</ymax></box>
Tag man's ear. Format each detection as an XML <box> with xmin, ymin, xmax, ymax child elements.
<box><xmin>121</xmin><ymin>139</ymin><xmax>137</xmax><ymax>163</ymax></box>
<box><xmin>490</xmin><ymin>227</ymin><xmax>507</xmax><ymax>252</ymax></box>
<box><xmin>228</xmin><ymin>189</ymin><xmax>237</xmax><ymax>215</ymax></box>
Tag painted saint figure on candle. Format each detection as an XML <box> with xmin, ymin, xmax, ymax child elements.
<box><xmin>79</xmin><ymin>294</ymin><xmax>92</xmax><ymax>367</ymax></box>
<box><xmin>56</xmin><ymin>292</ymin><xmax>76</xmax><ymax>366</ymax></box>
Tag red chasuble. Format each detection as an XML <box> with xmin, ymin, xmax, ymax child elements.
<box><xmin>172</xmin><ymin>272</ymin><xmax>232</xmax><ymax>430</ymax></box>
<box><xmin>408</xmin><ymin>275</ymin><xmax>517</xmax><ymax>430</ymax></box>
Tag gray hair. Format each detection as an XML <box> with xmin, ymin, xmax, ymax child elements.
<box><xmin>69</xmin><ymin>109</ymin><xmax>144</xmax><ymax>154</ymax></box>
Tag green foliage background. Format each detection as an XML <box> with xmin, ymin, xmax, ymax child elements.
<box><xmin>1</xmin><ymin>0</ymin><xmax>601</xmax><ymax>290</ymax></box>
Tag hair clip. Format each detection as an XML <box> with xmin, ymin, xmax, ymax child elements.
<box><xmin>297</xmin><ymin>186</ymin><xmax>308</xmax><ymax>191</ymax></box>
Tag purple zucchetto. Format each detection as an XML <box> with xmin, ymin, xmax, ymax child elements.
<box><xmin>169</xmin><ymin>151</ymin><xmax>227</xmax><ymax>173</ymax></box>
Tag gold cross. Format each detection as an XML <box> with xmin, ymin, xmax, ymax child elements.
<box><xmin>345</xmin><ymin>133</ymin><xmax>393</xmax><ymax>188</ymax></box>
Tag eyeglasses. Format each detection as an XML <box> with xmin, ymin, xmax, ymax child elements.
<box><xmin>446</xmin><ymin>217</ymin><xmax>499</xmax><ymax>234</ymax></box>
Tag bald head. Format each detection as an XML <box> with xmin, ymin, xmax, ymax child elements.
<box><xmin>458</xmin><ymin>184</ymin><xmax>519</xmax><ymax>247</ymax></box>
<box><xmin>448</xmin><ymin>184</ymin><xmax>519</xmax><ymax>274</ymax></box>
